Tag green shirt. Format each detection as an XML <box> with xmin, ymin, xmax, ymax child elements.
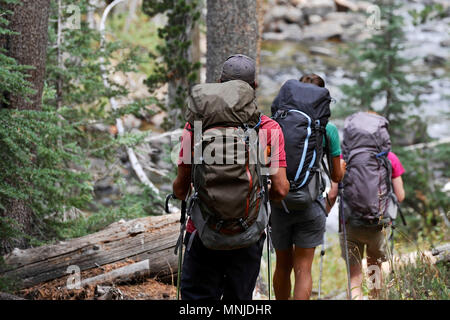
<box><xmin>323</xmin><ymin>122</ymin><xmax>341</xmax><ymax>157</ymax></box>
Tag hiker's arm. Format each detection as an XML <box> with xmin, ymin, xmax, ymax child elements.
<box><xmin>269</xmin><ymin>167</ymin><xmax>289</xmax><ymax>201</ymax></box>
<box><xmin>173</xmin><ymin>165</ymin><xmax>192</xmax><ymax>200</ymax></box>
<box><xmin>392</xmin><ymin>176</ymin><xmax>405</xmax><ymax>203</ymax></box>
<box><xmin>331</xmin><ymin>156</ymin><xmax>346</xmax><ymax>183</ymax></box>
<box><xmin>326</xmin><ymin>181</ymin><xmax>339</xmax><ymax>213</ymax></box>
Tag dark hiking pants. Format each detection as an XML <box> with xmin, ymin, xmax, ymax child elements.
<box><xmin>180</xmin><ymin>231</ymin><xmax>265</xmax><ymax>300</ymax></box>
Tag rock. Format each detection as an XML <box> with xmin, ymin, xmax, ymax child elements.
<box><xmin>300</xmin><ymin>0</ymin><xmax>336</xmax><ymax>18</ymax></box>
<box><xmin>301</xmin><ymin>20</ymin><xmax>343</xmax><ymax>41</ymax></box>
<box><xmin>323</xmin><ymin>11</ymin><xmax>367</xmax><ymax>41</ymax></box>
<box><xmin>150</xmin><ymin>112</ymin><xmax>167</xmax><ymax>129</ymax></box>
<box><xmin>355</xmin><ymin>1</ymin><xmax>373</xmax><ymax>12</ymax></box>
<box><xmin>432</xmin><ymin>68</ymin><xmax>446</xmax><ymax>78</ymax></box>
<box><xmin>284</xmin><ymin>7</ymin><xmax>304</xmax><ymax>24</ymax></box>
<box><xmin>309</xmin><ymin>14</ymin><xmax>323</xmax><ymax>24</ymax></box>
<box><xmin>334</xmin><ymin>0</ymin><xmax>358</xmax><ymax>12</ymax></box>
<box><xmin>122</xmin><ymin>114</ymin><xmax>142</xmax><ymax>131</ymax></box>
<box><xmin>289</xmin><ymin>0</ymin><xmax>304</xmax><ymax>6</ymax></box>
<box><xmin>440</xmin><ymin>39</ymin><xmax>450</xmax><ymax>48</ymax></box>
<box><xmin>263</xmin><ymin>32</ymin><xmax>290</xmax><ymax>41</ymax></box>
<box><xmin>325</xmin><ymin>11</ymin><xmax>365</xmax><ymax>27</ymax></box>
<box><xmin>90</xmin><ymin>123</ymin><xmax>110</xmax><ymax>132</ymax></box>
<box><xmin>309</xmin><ymin>46</ymin><xmax>334</xmax><ymax>57</ymax></box>
<box><xmin>100</xmin><ymin>197</ymin><xmax>114</xmax><ymax>206</ymax></box>
<box><xmin>279</xmin><ymin>23</ymin><xmax>303</xmax><ymax>41</ymax></box>
<box><xmin>267</xmin><ymin>5</ymin><xmax>304</xmax><ymax>24</ymax></box>
<box><xmin>424</xmin><ymin>54</ymin><xmax>446</xmax><ymax>67</ymax></box>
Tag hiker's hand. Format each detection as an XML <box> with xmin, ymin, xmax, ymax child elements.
<box><xmin>340</xmin><ymin>160</ymin><xmax>347</xmax><ymax>175</ymax></box>
<box><xmin>269</xmin><ymin>168</ymin><xmax>289</xmax><ymax>201</ymax></box>
<box><xmin>173</xmin><ymin>165</ymin><xmax>192</xmax><ymax>200</ymax></box>
<box><xmin>326</xmin><ymin>182</ymin><xmax>338</xmax><ymax>213</ymax></box>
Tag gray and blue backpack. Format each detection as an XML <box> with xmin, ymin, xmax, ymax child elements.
<box><xmin>271</xmin><ymin>80</ymin><xmax>331</xmax><ymax>212</ymax></box>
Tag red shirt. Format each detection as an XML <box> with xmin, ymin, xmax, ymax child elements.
<box><xmin>177</xmin><ymin>115</ymin><xmax>287</xmax><ymax>233</ymax></box>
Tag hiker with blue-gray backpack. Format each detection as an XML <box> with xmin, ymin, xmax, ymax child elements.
<box><xmin>270</xmin><ymin>74</ymin><xmax>346</xmax><ymax>300</ymax></box>
<box><xmin>327</xmin><ymin>111</ymin><xmax>406</xmax><ymax>300</ymax></box>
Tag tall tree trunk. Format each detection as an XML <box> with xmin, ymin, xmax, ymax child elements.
<box><xmin>0</xmin><ymin>0</ymin><xmax>51</xmax><ymax>254</ymax></box>
<box><xmin>206</xmin><ymin>0</ymin><xmax>260</xmax><ymax>83</ymax></box>
<box><xmin>167</xmin><ymin>0</ymin><xmax>197</xmax><ymax>130</ymax></box>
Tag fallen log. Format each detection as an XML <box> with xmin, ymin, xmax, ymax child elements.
<box><xmin>0</xmin><ymin>292</ymin><xmax>26</xmax><ymax>300</ymax></box>
<box><xmin>79</xmin><ymin>259</ymin><xmax>150</xmax><ymax>288</ymax></box>
<box><xmin>0</xmin><ymin>213</ymin><xmax>181</xmax><ymax>289</ymax></box>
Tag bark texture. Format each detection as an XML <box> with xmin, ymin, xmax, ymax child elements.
<box><xmin>206</xmin><ymin>0</ymin><xmax>260</xmax><ymax>83</ymax></box>
<box><xmin>0</xmin><ymin>0</ymin><xmax>51</xmax><ymax>255</ymax></box>
<box><xmin>0</xmin><ymin>213</ymin><xmax>180</xmax><ymax>289</ymax></box>
<box><xmin>1</xmin><ymin>0</ymin><xmax>51</xmax><ymax>110</ymax></box>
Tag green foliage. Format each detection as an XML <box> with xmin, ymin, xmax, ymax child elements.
<box><xmin>337</xmin><ymin>0</ymin><xmax>425</xmax><ymax>143</ymax></box>
<box><xmin>381</xmin><ymin>254</ymin><xmax>449</xmax><ymax>300</ymax></box>
<box><xmin>107</xmin><ymin>8</ymin><xmax>163</xmax><ymax>76</ymax></box>
<box><xmin>337</xmin><ymin>0</ymin><xmax>449</xmax><ymax>241</ymax></box>
<box><xmin>395</xmin><ymin>144</ymin><xmax>450</xmax><ymax>243</ymax></box>
<box><xmin>409</xmin><ymin>3</ymin><xmax>447</xmax><ymax>26</ymax></box>
<box><xmin>143</xmin><ymin>0</ymin><xmax>201</xmax><ymax>129</ymax></box>
<box><xmin>0</xmin><ymin>0</ymin><xmax>35</xmax><ymax>106</ymax></box>
<box><xmin>0</xmin><ymin>0</ymin><xmax>165</xmax><ymax>250</ymax></box>
<box><xmin>0</xmin><ymin>101</ymin><xmax>94</xmax><ymax>244</ymax></box>
<box><xmin>0</xmin><ymin>256</ymin><xmax>21</xmax><ymax>293</ymax></box>
<box><xmin>51</xmin><ymin>184</ymin><xmax>160</xmax><ymax>240</ymax></box>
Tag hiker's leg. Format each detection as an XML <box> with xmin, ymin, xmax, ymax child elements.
<box><xmin>222</xmin><ymin>234</ymin><xmax>265</xmax><ymax>300</ymax></box>
<box><xmin>340</xmin><ymin>225</ymin><xmax>365</xmax><ymax>300</ymax></box>
<box><xmin>180</xmin><ymin>232</ymin><xmax>225</xmax><ymax>300</ymax></box>
<box><xmin>270</xmin><ymin>206</ymin><xmax>296</xmax><ymax>300</ymax></box>
<box><xmin>366</xmin><ymin>225</ymin><xmax>391</xmax><ymax>299</ymax></box>
<box><xmin>292</xmin><ymin>246</ymin><xmax>315</xmax><ymax>300</ymax></box>
<box><xmin>290</xmin><ymin>203</ymin><xmax>326</xmax><ymax>300</ymax></box>
<box><xmin>366</xmin><ymin>257</ymin><xmax>382</xmax><ymax>299</ymax></box>
<box><xmin>273</xmin><ymin>247</ymin><xmax>293</xmax><ymax>300</ymax></box>
<box><xmin>349</xmin><ymin>263</ymin><xmax>364</xmax><ymax>300</ymax></box>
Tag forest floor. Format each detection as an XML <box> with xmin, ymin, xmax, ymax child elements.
<box><xmin>19</xmin><ymin>259</ymin><xmax>176</xmax><ymax>300</ymax></box>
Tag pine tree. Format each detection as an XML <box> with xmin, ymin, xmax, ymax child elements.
<box><xmin>338</xmin><ymin>0</ymin><xmax>424</xmax><ymax>146</ymax></box>
<box><xmin>338</xmin><ymin>0</ymin><xmax>449</xmax><ymax>240</ymax></box>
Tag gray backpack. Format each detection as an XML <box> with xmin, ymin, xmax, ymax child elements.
<box><xmin>342</xmin><ymin>112</ymin><xmax>397</xmax><ymax>225</ymax></box>
<box><xmin>185</xmin><ymin>80</ymin><xmax>269</xmax><ymax>250</ymax></box>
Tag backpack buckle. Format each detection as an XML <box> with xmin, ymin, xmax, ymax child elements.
<box><xmin>239</xmin><ymin>218</ymin><xmax>249</xmax><ymax>230</ymax></box>
<box><xmin>314</xmin><ymin>120</ymin><xmax>324</xmax><ymax>132</ymax></box>
<box><xmin>215</xmin><ymin>220</ymin><xmax>224</xmax><ymax>232</ymax></box>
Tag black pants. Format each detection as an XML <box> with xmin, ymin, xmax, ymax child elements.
<box><xmin>180</xmin><ymin>231</ymin><xmax>265</xmax><ymax>300</ymax></box>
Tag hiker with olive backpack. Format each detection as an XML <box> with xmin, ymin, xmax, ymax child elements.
<box><xmin>333</xmin><ymin>111</ymin><xmax>406</xmax><ymax>300</ymax></box>
<box><xmin>172</xmin><ymin>54</ymin><xmax>289</xmax><ymax>300</ymax></box>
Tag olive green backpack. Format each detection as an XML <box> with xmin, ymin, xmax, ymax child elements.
<box><xmin>185</xmin><ymin>80</ymin><xmax>269</xmax><ymax>250</ymax></box>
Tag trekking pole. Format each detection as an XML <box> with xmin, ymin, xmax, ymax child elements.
<box><xmin>264</xmin><ymin>175</ymin><xmax>273</xmax><ymax>300</ymax></box>
<box><xmin>318</xmin><ymin>231</ymin><xmax>326</xmax><ymax>300</ymax></box>
<box><xmin>338</xmin><ymin>182</ymin><xmax>352</xmax><ymax>300</ymax></box>
<box><xmin>267</xmin><ymin>228</ymin><xmax>272</xmax><ymax>300</ymax></box>
<box><xmin>166</xmin><ymin>193</ymin><xmax>187</xmax><ymax>301</ymax></box>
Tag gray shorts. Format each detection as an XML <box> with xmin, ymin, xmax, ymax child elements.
<box><xmin>339</xmin><ymin>223</ymin><xmax>392</xmax><ymax>266</ymax></box>
<box><xmin>270</xmin><ymin>200</ymin><xmax>327</xmax><ymax>250</ymax></box>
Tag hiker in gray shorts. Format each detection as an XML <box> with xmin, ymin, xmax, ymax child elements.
<box><xmin>271</xmin><ymin>74</ymin><xmax>345</xmax><ymax>300</ymax></box>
